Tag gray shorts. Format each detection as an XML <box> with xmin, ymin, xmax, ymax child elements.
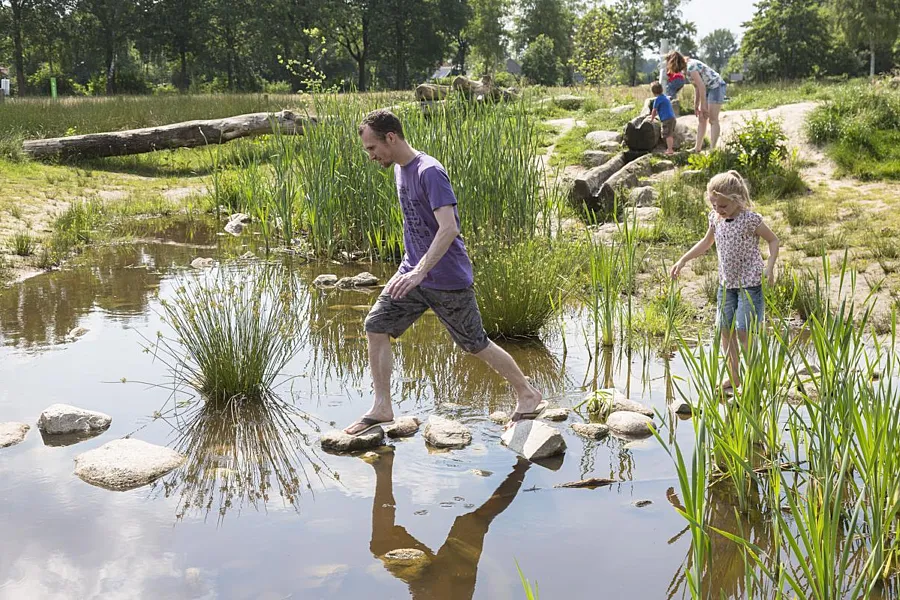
<box><xmin>364</xmin><ymin>285</ymin><xmax>490</xmax><ymax>354</ymax></box>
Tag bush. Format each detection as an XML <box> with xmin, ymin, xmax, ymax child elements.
<box><xmin>521</xmin><ymin>35</ymin><xmax>562</xmax><ymax>87</ymax></box>
<box><xmin>493</xmin><ymin>71</ymin><xmax>518</xmax><ymax>88</ymax></box>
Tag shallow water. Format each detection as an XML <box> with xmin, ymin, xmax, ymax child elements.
<box><xmin>0</xmin><ymin>221</ymin><xmax>834</xmax><ymax>599</ymax></box>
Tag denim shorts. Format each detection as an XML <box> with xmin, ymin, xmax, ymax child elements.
<box><xmin>707</xmin><ymin>83</ymin><xmax>726</xmax><ymax>105</ymax></box>
<box><xmin>718</xmin><ymin>285</ymin><xmax>764</xmax><ymax>331</ymax></box>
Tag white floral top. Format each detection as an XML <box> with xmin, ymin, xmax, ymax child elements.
<box><xmin>709</xmin><ymin>209</ymin><xmax>764</xmax><ymax>288</ymax></box>
<box><xmin>687</xmin><ymin>59</ymin><xmax>724</xmax><ymax>90</ymax></box>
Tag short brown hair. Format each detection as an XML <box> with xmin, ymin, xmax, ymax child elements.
<box><xmin>666</xmin><ymin>51</ymin><xmax>687</xmax><ymax>74</ymax></box>
<box><xmin>651</xmin><ymin>81</ymin><xmax>663</xmax><ymax>95</ymax></box>
<box><xmin>358</xmin><ymin>109</ymin><xmax>404</xmax><ymax>140</ymax></box>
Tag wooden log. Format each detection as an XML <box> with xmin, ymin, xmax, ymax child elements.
<box><xmin>22</xmin><ymin>110</ymin><xmax>313</xmax><ymax>160</ymax></box>
<box><xmin>415</xmin><ymin>83</ymin><xmax>450</xmax><ymax>102</ymax></box>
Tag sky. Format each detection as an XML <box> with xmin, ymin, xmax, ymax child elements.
<box><xmin>682</xmin><ymin>0</ymin><xmax>758</xmax><ymax>40</ymax></box>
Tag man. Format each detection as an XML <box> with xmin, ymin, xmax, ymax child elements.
<box><xmin>344</xmin><ymin>109</ymin><xmax>544</xmax><ymax>435</ymax></box>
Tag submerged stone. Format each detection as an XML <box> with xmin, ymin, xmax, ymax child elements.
<box><xmin>571</xmin><ymin>423</ymin><xmax>609</xmax><ymax>440</ymax></box>
<box><xmin>423</xmin><ymin>416</ymin><xmax>472</xmax><ymax>449</ymax></box>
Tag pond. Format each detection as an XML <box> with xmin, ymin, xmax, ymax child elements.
<box><xmin>0</xmin><ymin>218</ymin><xmax>854</xmax><ymax>599</ymax></box>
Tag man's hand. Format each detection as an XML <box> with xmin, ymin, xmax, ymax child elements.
<box><xmin>385</xmin><ymin>270</ymin><xmax>426</xmax><ymax>299</ymax></box>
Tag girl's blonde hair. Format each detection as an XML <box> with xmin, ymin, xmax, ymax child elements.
<box><xmin>707</xmin><ymin>170</ymin><xmax>752</xmax><ymax>209</ymax></box>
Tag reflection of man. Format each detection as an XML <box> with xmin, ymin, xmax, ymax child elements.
<box><xmin>367</xmin><ymin>449</ymin><xmax>530</xmax><ymax>599</ymax></box>
<box><xmin>344</xmin><ymin>109</ymin><xmax>544</xmax><ymax>436</ymax></box>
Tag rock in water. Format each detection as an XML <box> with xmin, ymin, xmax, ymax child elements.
<box><xmin>74</xmin><ymin>438</ymin><xmax>185</xmax><ymax>491</ymax></box>
<box><xmin>320</xmin><ymin>429</ymin><xmax>385</xmax><ymax>453</ymax></box>
<box><xmin>554</xmin><ymin>477</ymin><xmax>616</xmax><ymax>489</ymax></box>
<box><xmin>489</xmin><ymin>411</ymin><xmax>509</xmax><ymax>424</ymax></box>
<box><xmin>501</xmin><ymin>420</ymin><xmax>566</xmax><ymax>460</ymax></box>
<box><xmin>670</xmin><ymin>398</ymin><xmax>693</xmax><ymax>415</ymax></box>
<box><xmin>383</xmin><ymin>416</ymin><xmax>420</xmax><ymax>439</ymax></box>
<box><xmin>312</xmin><ymin>274</ymin><xmax>338</xmax><ymax>286</ymax></box>
<box><xmin>540</xmin><ymin>408</ymin><xmax>569</xmax><ymax>422</ymax></box>
<box><xmin>423</xmin><ymin>417</ymin><xmax>472</xmax><ymax>449</ymax></box>
<box><xmin>68</xmin><ymin>326</ymin><xmax>89</xmax><ymax>339</ymax></box>
<box><xmin>383</xmin><ymin>548</ymin><xmax>428</xmax><ymax>564</ymax></box>
<box><xmin>585</xmin><ymin>389</ymin><xmax>654</xmax><ymax>417</ymax></box>
<box><xmin>606</xmin><ymin>411</ymin><xmax>654</xmax><ymax>438</ymax></box>
<box><xmin>570</xmin><ymin>423</ymin><xmax>609</xmax><ymax>440</ymax></box>
<box><xmin>0</xmin><ymin>422</ymin><xmax>30</xmax><ymax>448</ymax></box>
<box><xmin>190</xmin><ymin>257</ymin><xmax>214</xmax><ymax>269</ymax></box>
<box><xmin>37</xmin><ymin>404</ymin><xmax>111</xmax><ymax>436</ymax></box>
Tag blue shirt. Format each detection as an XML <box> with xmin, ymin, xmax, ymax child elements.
<box><xmin>394</xmin><ymin>153</ymin><xmax>474</xmax><ymax>290</ymax></box>
<box><xmin>653</xmin><ymin>94</ymin><xmax>675</xmax><ymax>121</ymax></box>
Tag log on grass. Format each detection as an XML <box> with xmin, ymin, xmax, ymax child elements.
<box><xmin>22</xmin><ymin>110</ymin><xmax>313</xmax><ymax>160</ymax></box>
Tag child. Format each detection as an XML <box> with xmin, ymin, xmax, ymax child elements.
<box><xmin>670</xmin><ymin>171</ymin><xmax>780</xmax><ymax>391</ymax></box>
<box><xmin>666</xmin><ymin>70</ymin><xmax>686</xmax><ymax>101</ymax></box>
<box><xmin>648</xmin><ymin>81</ymin><xmax>676</xmax><ymax>155</ymax></box>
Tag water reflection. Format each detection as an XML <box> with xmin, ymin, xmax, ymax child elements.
<box><xmin>152</xmin><ymin>394</ymin><xmax>331</xmax><ymax>523</ymax></box>
<box><xmin>367</xmin><ymin>448</ymin><xmax>530</xmax><ymax>599</ymax></box>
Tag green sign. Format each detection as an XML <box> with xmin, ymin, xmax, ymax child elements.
<box><xmin>50</xmin><ymin>77</ymin><xmax>57</xmax><ymax>99</ymax></box>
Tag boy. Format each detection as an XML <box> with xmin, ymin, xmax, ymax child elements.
<box><xmin>649</xmin><ymin>81</ymin><xmax>676</xmax><ymax>155</ymax></box>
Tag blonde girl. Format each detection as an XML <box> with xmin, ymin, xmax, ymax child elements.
<box><xmin>671</xmin><ymin>171</ymin><xmax>780</xmax><ymax>391</ymax></box>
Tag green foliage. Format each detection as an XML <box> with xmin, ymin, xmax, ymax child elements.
<box><xmin>516</xmin><ymin>0</ymin><xmax>575</xmax><ymax>80</ymax></box>
<box><xmin>573</xmin><ymin>8</ymin><xmax>616</xmax><ymax>86</ymax></box>
<box><xmin>468</xmin><ymin>0</ymin><xmax>510</xmax><ymax>75</ymax></box>
<box><xmin>471</xmin><ymin>237</ymin><xmax>580</xmax><ymax>338</ymax></box>
<box><xmin>521</xmin><ymin>35</ymin><xmax>562</xmax><ymax>86</ymax></box>
<box><xmin>40</xmin><ymin>200</ymin><xmax>106</xmax><ymax>267</ymax></box>
<box><xmin>700</xmin><ymin>28</ymin><xmax>738</xmax><ymax>73</ymax></box>
<box><xmin>10</xmin><ymin>232</ymin><xmax>37</xmax><ymax>257</ymax></box>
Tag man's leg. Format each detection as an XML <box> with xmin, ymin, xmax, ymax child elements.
<box><xmin>474</xmin><ymin>342</ymin><xmax>543</xmax><ymax>415</ymax></box>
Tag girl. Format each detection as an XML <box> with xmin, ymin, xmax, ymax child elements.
<box><xmin>671</xmin><ymin>171</ymin><xmax>780</xmax><ymax>391</ymax></box>
<box><xmin>666</xmin><ymin>51</ymin><xmax>726</xmax><ymax>152</ymax></box>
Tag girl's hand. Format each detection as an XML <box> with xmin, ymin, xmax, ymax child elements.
<box><xmin>670</xmin><ymin>260</ymin><xmax>685</xmax><ymax>279</ymax></box>
<box><xmin>765</xmin><ymin>267</ymin><xmax>776</xmax><ymax>288</ymax></box>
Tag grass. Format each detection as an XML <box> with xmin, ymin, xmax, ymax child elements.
<box><xmin>149</xmin><ymin>263</ymin><xmax>306</xmax><ymax>403</ymax></box>
<box><xmin>724</xmin><ymin>78</ymin><xmax>844</xmax><ymax>110</ymax></box>
<box><xmin>10</xmin><ymin>232</ymin><xmax>37</xmax><ymax>256</ymax></box>
<box><xmin>548</xmin><ymin>109</ymin><xmax>633</xmax><ymax>167</ymax></box>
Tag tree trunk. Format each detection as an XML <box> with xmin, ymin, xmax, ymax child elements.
<box><xmin>22</xmin><ymin>110</ymin><xmax>315</xmax><ymax>160</ymax></box>
<box><xmin>105</xmin><ymin>35</ymin><xmax>115</xmax><ymax>95</ymax></box>
<box><xmin>870</xmin><ymin>35</ymin><xmax>876</xmax><ymax>78</ymax></box>
<box><xmin>358</xmin><ymin>16</ymin><xmax>369</xmax><ymax>91</ymax></box>
<box><xmin>179</xmin><ymin>48</ymin><xmax>189</xmax><ymax>92</ymax></box>
<box><xmin>11</xmin><ymin>1</ymin><xmax>26</xmax><ymax>96</ymax></box>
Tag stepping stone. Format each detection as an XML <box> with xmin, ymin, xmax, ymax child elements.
<box><xmin>501</xmin><ymin>420</ymin><xmax>566</xmax><ymax>460</ymax></box>
<box><xmin>540</xmin><ymin>408</ymin><xmax>569</xmax><ymax>422</ymax></box>
<box><xmin>0</xmin><ymin>422</ymin><xmax>30</xmax><ymax>448</ymax></box>
<box><xmin>190</xmin><ymin>257</ymin><xmax>214</xmax><ymax>269</ymax></box>
<box><xmin>670</xmin><ymin>398</ymin><xmax>693</xmax><ymax>415</ymax></box>
<box><xmin>571</xmin><ymin>423</ymin><xmax>609</xmax><ymax>440</ymax></box>
<box><xmin>606</xmin><ymin>411</ymin><xmax>654</xmax><ymax>438</ymax></box>
<box><xmin>586</xmin><ymin>389</ymin><xmax>654</xmax><ymax>417</ymax></box>
<box><xmin>383</xmin><ymin>416</ymin><xmax>420</xmax><ymax>439</ymax></box>
<box><xmin>37</xmin><ymin>404</ymin><xmax>111</xmax><ymax>436</ymax></box>
<box><xmin>423</xmin><ymin>417</ymin><xmax>472</xmax><ymax>449</ymax></box>
<box><xmin>320</xmin><ymin>429</ymin><xmax>384</xmax><ymax>453</ymax></box>
<box><xmin>74</xmin><ymin>438</ymin><xmax>185</xmax><ymax>491</ymax></box>
<box><xmin>554</xmin><ymin>477</ymin><xmax>615</xmax><ymax>489</ymax></box>
<box><xmin>489</xmin><ymin>411</ymin><xmax>509</xmax><ymax>424</ymax></box>
<box><xmin>313</xmin><ymin>274</ymin><xmax>338</xmax><ymax>286</ymax></box>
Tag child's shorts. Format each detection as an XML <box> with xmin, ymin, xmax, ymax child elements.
<box><xmin>661</xmin><ymin>118</ymin><xmax>676</xmax><ymax>138</ymax></box>
<box><xmin>718</xmin><ymin>285</ymin><xmax>764</xmax><ymax>331</ymax></box>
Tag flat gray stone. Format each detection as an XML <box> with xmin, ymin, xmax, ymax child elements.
<box><xmin>596</xmin><ymin>140</ymin><xmax>622</xmax><ymax>152</ymax></box>
<box><xmin>190</xmin><ymin>257</ymin><xmax>214</xmax><ymax>269</ymax></box>
<box><xmin>606</xmin><ymin>411</ymin><xmax>654</xmax><ymax>438</ymax></box>
<box><xmin>37</xmin><ymin>404</ymin><xmax>111</xmax><ymax>436</ymax></box>
<box><xmin>423</xmin><ymin>416</ymin><xmax>472</xmax><ymax>449</ymax></box>
<box><xmin>586</xmin><ymin>389</ymin><xmax>654</xmax><ymax>417</ymax></box>
<box><xmin>383</xmin><ymin>416</ymin><xmax>420</xmax><ymax>439</ymax></box>
<box><xmin>335</xmin><ymin>272</ymin><xmax>379</xmax><ymax>288</ymax></box>
<box><xmin>540</xmin><ymin>408</ymin><xmax>569</xmax><ymax>422</ymax></box>
<box><xmin>320</xmin><ymin>428</ymin><xmax>385</xmax><ymax>453</ymax></box>
<box><xmin>74</xmin><ymin>438</ymin><xmax>185</xmax><ymax>491</ymax></box>
<box><xmin>629</xmin><ymin>186</ymin><xmax>658</xmax><ymax>207</ymax></box>
<box><xmin>224</xmin><ymin>219</ymin><xmax>244</xmax><ymax>236</ymax></box>
<box><xmin>0</xmin><ymin>422</ymin><xmax>30</xmax><ymax>448</ymax></box>
<box><xmin>652</xmin><ymin>160</ymin><xmax>675</xmax><ymax>173</ymax></box>
<box><xmin>489</xmin><ymin>411</ymin><xmax>509</xmax><ymax>424</ymax></box>
<box><xmin>313</xmin><ymin>274</ymin><xmax>338</xmax><ymax>286</ymax></box>
<box><xmin>582</xmin><ymin>150</ymin><xmax>613</xmax><ymax>168</ymax></box>
<box><xmin>501</xmin><ymin>420</ymin><xmax>566</xmax><ymax>460</ymax></box>
<box><xmin>571</xmin><ymin>423</ymin><xmax>609</xmax><ymax>440</ymax></box>
<box><xmin>609</xmin><ymin>104</ymin><xmax>633</xmax><ymax>115</ymax></box>
<box><xmin>585</xmin><ymin>130</ymin><xmax>622</xmax><ymax>147</ymax></box>
<box><xmin>229</xmin><ymin>213</ymin><xmax>251</xmax><ymax>224</ymax></box>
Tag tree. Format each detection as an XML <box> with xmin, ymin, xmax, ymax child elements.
<box><xmin>644</xmin><ymin>0</ymin><xmax>697</xmax><ymax>56</ymax></box>
<box><xmin>2</xmin><ymin>0</ymin><xmax>40</xmax><ymax>95</ymax></box>
<box><xmin>521</xmin><ymin>33</ymin><xmax>560</xmax><ymax>85</ymax></box>
<box><xmin>831</xmin><ymin>0</ymin><xmax>900</xmax><ymax>76</ymax></box>
<box><xmin>610</xmin><ymin>0</ymin><xmax>649</xmax><ymax>86</ymax></box>
<box><xmin>468</xmin><ymin>0</ymin><xmax>507</xmax><ymax>75</ymax></box>
<box><xmin>332</xmin><ymin>0</ymin><xmax>374</xmax><ymax>90</ymax></box>
<box><xmin>700</xmin><ymin>28</ymin><xmax>738</xmax><ymax>72</ymax></box>
<box><xmin>142</xmin><ymin>0</ymin><xmax>206</xmax><ymax>91</ymax></box>
<box><xmin>741</xmin><ymin>0</ymin><xmax>831</xmax><ymax>80</ymax></box>
<box><xmin>78</xmin><ymin>0</ymin><xmax>136</xmax><ymax>94</ymax></box>
<box><xmin>516</xmin><ymin>0</ymin><xmax>574</xmax><ymax>81</ymax></box>
<box><xmin>573</xmin><ymin>6</ymin><xmax>615</xmax><ymax>85</ymax></box>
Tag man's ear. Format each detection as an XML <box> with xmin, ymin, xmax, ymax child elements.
<box><xmin>385</xmin><ymin>132</ymin><xmax>397</xmax><ymax>144</ymax></box>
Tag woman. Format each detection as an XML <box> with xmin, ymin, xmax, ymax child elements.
<box><xmin>667</xmin><ymin>51</ymin><xmax>726</xmax><ymax>152</ymax></box>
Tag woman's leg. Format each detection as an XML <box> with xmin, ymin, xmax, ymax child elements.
<box><xmin>694</xmin><ymin>109</ymin><xmax>707</xmax><ymax>152</ymax></box>
<box><xmin>708</xmin><ymin>103</ymin><xmax>722</xmax><ymax>149</ymax></box>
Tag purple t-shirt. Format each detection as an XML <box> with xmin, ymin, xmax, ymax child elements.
<box><xmin>395</xmin><ymin>153</ymin><xmax>474</xmax><ymax>290</ymax></box>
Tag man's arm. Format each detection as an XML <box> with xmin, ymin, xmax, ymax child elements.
<box><xmin>385</xmin><ymin>205</ymin><xmax>459</xmax><ymax>299</ymax></box>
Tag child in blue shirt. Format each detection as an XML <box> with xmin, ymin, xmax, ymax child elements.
<box><xmin>648</xmin><ymin>81</ymin><xmax>676</xmax><ymax>155</ymax></box>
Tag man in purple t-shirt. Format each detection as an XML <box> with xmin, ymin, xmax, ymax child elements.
<box><xmin>344</xmin><ymin>109</ymin><xmax>545</xmax><ymax>435</ymax></box>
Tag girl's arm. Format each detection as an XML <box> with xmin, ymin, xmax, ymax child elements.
<box><xmin>690</xmin><ymin>70</ymin><xmax>706</xmax><ymax>116</ymax></box>
<box><xmin>671</xmin><ymin>224</ymin><xmax>715</xmax><ymax>278</ymax></box>
<box><xmin>756</xmin><ymin>221</ymin><xmax>780</xmax><ymax>287</ymax></box>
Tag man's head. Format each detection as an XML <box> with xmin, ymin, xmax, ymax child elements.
<box><xmin>650</xmin><ymin>81</ymin><xmax>663</xmax><ymax>96</ymax></box>
<box><xmin>358</xmin><ymin>109</ymin><xmax>405</xmax><ymax>168</ymax></box>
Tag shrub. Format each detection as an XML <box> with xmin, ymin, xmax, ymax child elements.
<box><xmin>10</xmin><ymin>231</ymin><xmax>36</xmax><ymax>256</ymax></box>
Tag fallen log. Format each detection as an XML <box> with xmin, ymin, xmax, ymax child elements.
<box><xmin>22</xmin><ymin>110</ymin><xmax>313</xmax><ymax>160</ymax></box>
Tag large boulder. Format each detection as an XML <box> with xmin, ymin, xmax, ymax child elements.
<box><xmin>628</xmin><ymin>186</ymin><xmax>658</xmax><ymax>207</ymax></box>
<box><xmin>423</xmin><ymin>416</ymin><xmax>472</xmax><ymax>449</ymax></box>
<box><xmin>320</xmin><ymin>428</ymin><xmax>385</xmax><ymax>453</ymax></box>
<box><xmin>571</xmin><ymin>153</ymin><xmax>626</xmax><ymax>208</ymax></box>
<box><xmin>37</xmin><ymin>404</ymin><xmax>111</xmax><ymax>436</ymax></box>
<box><xmin>596</xmin><ymin>154</ymin><xmax>653</xmax><ymax>208</ymax></box>
<box><xmin>553</xmin><ymin>95</ymin><xmax>585</xmax><ymax>110</ymax></box>
<box><xmin>501</xmin><ymin>420</ymin><xmax>566</xmax><ymax>460</ymax></box>
<box><xmin>586</xmin><ymin>130</ymin><xmax>622</xmax><ymax>147</ymax></box>
<box><xmin>0</xmin><ymin>422</ymin><xmax>30</xmax><ymax>448</ymax></box>
<box><xmin>624</xmin><ymin>117</ymin><xmax>661</xmax><ymax>151</ymax></box>
<box><xmin>664</xmin><ymin>120</ymin><xmax>696</xmax><ymax>151</ymax></box>
<box><xmin>606</xmin><ymin>411</ymin><xmax>654</xmax><ymax>438</ymax></box>
<box><xmin>73</xmin><ymin>438</ymin><xmax>185</xmax><ymax>491</ymax></box>
<box><xmin>582</xmin><ymin>150</ymin><xmax>614</xmax><ymax>168</ymax></box>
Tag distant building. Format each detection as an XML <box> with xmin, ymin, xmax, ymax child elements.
<box><xmin>430</xmin><ymin>65</ymin><xmax>454</xmax><ymax>80</ymax></box>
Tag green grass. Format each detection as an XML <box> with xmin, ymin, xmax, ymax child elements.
<box><xmin>10</xmin><ymin>231</ymin><xmax>37</xmax><ymax>256</ymax></box>
<box><xmin>548</xmin><ymin>110</ymin><xmax>632</xmax><ymax>167</ymax></box>
<box><xmin>724</xmin><ymin>79</ymin><xmax>845</xmax><ymax>110</ymax></box>
<box><xmin>38</xmin><ymin>199</ymin><xmax>106</xmax><ymax>267</ymax></box>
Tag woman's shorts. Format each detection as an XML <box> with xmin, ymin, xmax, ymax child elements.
<box><xmin>707</xmin><ymin>83</ymin><xmax>727</xmax><ymax>105</ymax></box>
